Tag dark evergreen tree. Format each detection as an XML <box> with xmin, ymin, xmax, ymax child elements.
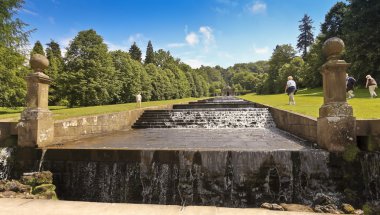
<box><xmin>62</xmin><ymin>29</ymin><xmax>118</xmax><ymax>107</ymax></box>
<box><xmin>129</xmin><ymin>42</ymin><xmax>142</xmax><ymax>62</ymax></box>
<box><xmin>297</xmin><ymin>14</ymin><xmax>314</xmax><ymax>58</ymax></box>
<box><xmin>321</xmin><ymin>2</ymin><xmax>348</xmax><ymax>39</ymax></box>
<box><xmin>31</xmin><ymin>40</ymin><xmax>45</xmax><ymax>56</ymax></box>
<box><xmin>46</xmin><ymin>40</ymin><xmax>63</xmax><ymax>60</ymax></box>
<box><xmin>302</xmin><ymin>2</ymin><xmax>348</xmax><ymax>88</ymax></box>
<box><xmin>144</xmin><ymin>40</ymin><xmax>154</xmax><ymax>64</ymax></box>
<box><xmin>344</xmin><ymin>0</ymin><xmax>380</xmax><ymax>81</ymax></box>
<box><xmin>45</xmin><ymin>40</ymin><xmax>64</xmax><ymax>104</ymax></box>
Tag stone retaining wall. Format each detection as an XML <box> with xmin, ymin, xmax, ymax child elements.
<box><xmin>254</xmin><ymin>103</ymin><xmax>380</xmax><ymax>151</ymax></box>
<box><xmin>254</xmin><ymin>103</ymin><xmax>318</xmax><ymax>143</ymax></box>
<box><xmin>0</xmin><ymin>122</ymin><xmax>18</xmax><ymax>143</ymax></box>
<box><xmin>356</xmin><ymin>119</ymin><xmax>380</xmax><ymax>151</ymax></box>
<box><xmin>53</xmin><ymin>104</ymin><xmax>175</xmax><ymax>144</ymax></box>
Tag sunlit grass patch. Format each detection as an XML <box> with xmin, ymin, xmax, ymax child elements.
<box><xmin>240</xmin><ymin>88</ymin><xmax>380</xmax><ymax>119</ymax></box>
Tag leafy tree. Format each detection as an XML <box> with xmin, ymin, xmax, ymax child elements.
<box><xmin>231</xmin><ymin>71</ymin><xmax>256</xmax><ymax>91</ymax></box>
<box><xmin>62</xmin><ymin>29</ymin><xmax>117</xmax><ymax>107</ymax></box>
<box><xmin>344</xmin><ymin>0</ymin><xmax>380</xmax><ymax>81</ymax></box>
<box><xmin>129</xmin><ymin>42</ymin><xmax>142</xmax><ymax>62</ymax></box>
<box><xmin>154</xmin><ymin>49</ymin><xmax>179</xmax><ymax>68</ymax></box>
<box><xmin>302</xmin><ymin>2</ymin><xmax>348</xmax><ymax>88</ymax></box>
<box><xmin>162</xmin><ymin>68</ymin><xmax>177</xmax><ymax>99</ymax></box>
<box><xmin>110</xmin><ymin>50</ymin><xmax>139</xmax><ymax>103</ymax></box>
<box><xmin>144</xmin><ymin>40</ymin><xmax>154</xmax><ymax>64</ymax></box>
<box><xmin>0</xmin><ymin>0</ymin><xmax>32</xmax><ymax>51</ymax></box>
<box><xmin>303</xmin><ymin>39</ymin><xmax>324</xmax><ymax>88</ymax></box>
<box><xmin>45</xmin><ymin>40</ymin><xmax>64</xmax><ymax>104</ymax></box>
<box><xmin>31</xmin><ymin>40</ymin><xmax>45</xmax><ymax>56</ymax></box>
<box><xmin>297</xmin><ymin>14</ymin><xmax>314</xmax><ymax>58</ymax></box>
<box><xmin>0</xmin><ymin>45</ymin><xmax>28</xmax><ymax>107</ymax></box>
<box><xmin>278</xmin><ymin>57</ymin><xmax>306</xmax><ymax>88</ymax></box>
<box><xmin>193</xmin><ymin>71</ymin><xmax>209</xmax><ymax>97</ymax></box>
<box><xmin>321</xmin><ymin>2</ymin><xmax>348</xmax><ymax>39</ymax></box>
<box><xmin>145</xmin><ymin>63</ymin><xmax>165</xmax><ymax>100</ymax></box>
<box><xmin>0</xmin><ymin>0</ymin><xmax>31</xmax><ymax>107</ymax></box>
<box><xmin>261</xmin><ymin>44</ymin><xmax>296</xmax><ymax>94</ymax></box>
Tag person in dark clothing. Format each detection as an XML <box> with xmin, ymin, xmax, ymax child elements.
<box><xmin>346</xmin><ymin>73</ymin><xmax>356</xmax><ymax>99</ymax></box>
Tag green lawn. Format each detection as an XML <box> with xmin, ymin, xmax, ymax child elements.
<box><xmin>0</xmin><ymin>97</ymin><xmax>205</xmax><ymax>121</ymax></box>
<box><xmin>240</xmin><ymin>88</ymin><xmax>380</xmax><ymax>119</ymax></box>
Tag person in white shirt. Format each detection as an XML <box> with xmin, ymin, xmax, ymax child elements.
<box><xmin>136</xmin><ymin>93</ymin><xmax>142</xmax><ymax>108</ymax></box>
<box><xmin>365</xmin><ymin>75</ymin><xmax>378</xmax><ymax>98</ymax></box>
<box><xmin>285</xmin><ymin>76</ymin><xmax>297</xmax><ymax>105</ymax></box>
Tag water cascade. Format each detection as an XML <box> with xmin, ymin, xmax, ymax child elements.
<box><xmin>6</xmin><ymin>97</ymin><xmax>380</xmax><ymax>209</ymax></box>
<box><xmin>0</xmin><ymin>147</ymin><xmax>14</xmax><ymax>180</ymax></box>
<box><xmin>133</xmin><ymin>108</ymin><xmax>275</xmax><ymax>129</ymax></box>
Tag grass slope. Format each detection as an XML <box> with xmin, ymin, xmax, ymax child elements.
<box><xmin>240</xmin><ymin>88</ymin><xmax>380</xmax><ymax>119</ymax></box>
<box><xmin>0</xmin><ymin>97</ymin><xmax>205</xmax><ymax>121</ymax></box>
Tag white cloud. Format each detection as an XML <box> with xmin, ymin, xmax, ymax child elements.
<box><xmin>254</xmin><ymin>46</ymin><xmax>269</xmax><ymax>54</ymax></box>
<box><xmin>250</xmin><ymin>1</ymin><xmax>267</xmax><ymax>14</ymax></box>
<box><xmin>59</xmin><ymin>37</ymin><xmax>72</xmax><ymax>49</ymax></box>
<box><xmin>105</xmin><ymin>41</ymin><xmax>129</xmax><ymax>51</ymax></box>
<box><xmin>182</xmin><ymin>58</ymin><xmax>212</xmax><ymax>69</ymax></box>
<box><xmin>185</xmin><ymin>32</ymin><xmax>199</xmax><ymax>46</ymax></box>
<box><xmin>128</xmin><ymin>33</ymin><xmax>146</xmax><ymax>45</ymax></box>
<box><xmin>21</xmin><ymin>9</ymin><xmax>38</xmax><ymax>16</ymax></box>
<box><xmin>167</xmin><ymin>43</ymin><xmax>187</xmax><ymax>48</ymax></box>
<box><xmin>58</xmin><ymin>35</ymin><xmax>75</xmax><ymax>56</ymax></box>
<box><xmin>199</xmin><ymin>26</ymin><xmax>214</xmax><ymax>45</ymax></box>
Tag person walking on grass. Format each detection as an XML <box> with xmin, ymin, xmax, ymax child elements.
<box><xmin>285</xmin><ymin>76</ymin><xmax>297</xmax><ymax>105</ymax></box>
<box><xmin>346</xmin><ymin>73</ymin><xmax>356</xmax><ymax>99</ymax></box>
<box><xmin>365</xmin><ymin>75</ymin><xmax>378</xmax><ymax>98</ymax></box>
<box><xmin>136</xmin><ymin>92</ymin><xmax>142</xmax><ymax>108</ymax></box>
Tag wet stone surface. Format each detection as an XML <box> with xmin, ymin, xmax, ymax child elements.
<box><xmin>48</xmin><ymin>128</ymin><xmax>311</xmax><ymax>151</ymax></box>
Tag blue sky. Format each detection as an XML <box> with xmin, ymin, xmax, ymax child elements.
<box><xmin>18</xmin><ymin>0</ymin><xmax>342</xmax><ymax>68</ymax></box>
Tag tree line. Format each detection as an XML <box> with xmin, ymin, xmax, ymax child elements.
<box><xmin>257</xmin><ymin>0</ymin><xmax>380</xmax><ymax>94</ymax></box>
<box><xmin>31</xmin><ymin>30</ymin><xmax>210</xmax><ymax>107</ymax></box>
<box><xmin>1</xmin><ymin>0</ymin><xmax>379</xmax><ymax>108</ymax></box>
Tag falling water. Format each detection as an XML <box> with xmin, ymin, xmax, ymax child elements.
<box><xmin>0</xmin><ymin>147</ymin><xmax>14</xmax><ymax>180</ymax></box>
<box><xmin>38</xmin><ymin>149</ymin><xmax>47</xmax><ymax>172</ymax></box>
<box><xmin>39</xmin><ymin>149</ymin><xmax>361</xmax><ymax>206</ymax></box>
<box><xmin>133</xmin><ymin>108</ymin><xmax>276</xmax><ymax>129</ymax></box>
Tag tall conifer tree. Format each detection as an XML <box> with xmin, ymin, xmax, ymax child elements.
<box><xmin>297</xmin><ymin>14</ymin><xmax>314</xmax><ymax>58</ymax></box>
<box><xmin>145</xmin><ymin>40</ymin><xmax>154</xmax><ymax>64</ymax></box>
<box><xmin>31</xmin><ymin>40</ymin><xmax>45</xmax><ymax>56</ymax></box>
<box><xmin>129</xmin><ymin>42</ymin><xmax>142</xmax><ymax>62</ymax></box>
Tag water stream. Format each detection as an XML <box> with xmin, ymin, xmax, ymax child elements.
<box><xmin>38</xmin><ymin>149</ymin><xmax>47</xmax><ymax>172</ymax></box>
<box><xmin>0</xmin><ymin>147</ymin><xmax>14</xmax><ymax>180</ymax></box>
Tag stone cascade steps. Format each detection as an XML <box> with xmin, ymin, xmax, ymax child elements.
<box><xmin>173</xmin><ymin>103</ymin><xmax>256</xmax><ymax>109</ymax></box>
<box><xmin>132</xmin><ymin>108</ymin><xmax>276</xmax><ymax>129</ymax></box>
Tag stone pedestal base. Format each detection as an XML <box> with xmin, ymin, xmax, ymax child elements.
<box><xmin>317</xmin><ymin>116</ymin><xmax>356</xmax><ymax>152</ymax></box>
<box><xmin>18</xmin><ymin>108</ymin><xmax>54</xmax><ymax>148</ymax></box>
<box><xmin>319</xmin><ymin>103</ymin><xmax>353</xmax><ymax>117</ymax></box>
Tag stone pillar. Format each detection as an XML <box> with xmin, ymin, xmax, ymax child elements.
<box><xmin>18</xmin><ymin>54</ymin><xmax>54</xmax><ymax>148</ymax></box>
<box><xmin>317</xmin><ymin>37</ymin><xmax>356</xmax><ymax>152</ymax></box>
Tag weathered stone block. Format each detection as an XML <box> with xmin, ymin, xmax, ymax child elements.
<box><xmin>317</xmin><ymin>116</ymin><xmax>356</xmax><ymax>152</ymax></box>
<box><xmin>18</xmin><ymin>109</ymin><xmax>54</xmax><ymax>148</ymax></box>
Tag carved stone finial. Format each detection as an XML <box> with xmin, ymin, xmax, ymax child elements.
<box><xmin>30</xmin><ymin>54</ymin><xmax>49</xmax><ymax>72</ymax></box>
<box><xmin>323</xmin><ymin>37</ymin><xmax>345</xmax><ymax>60</ymax></box>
